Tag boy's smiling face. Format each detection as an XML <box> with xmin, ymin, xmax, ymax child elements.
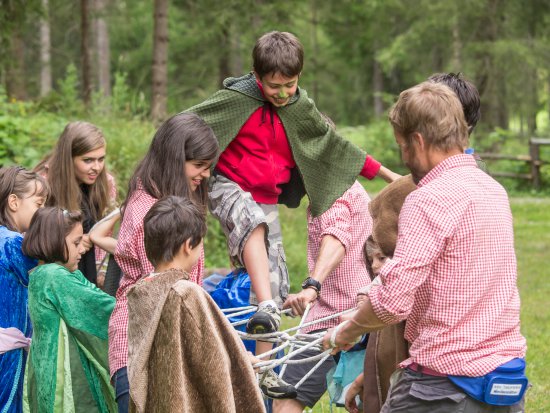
<box><xmin>255</xmin><ymin>72</ymin><xmax>299</xmax><ymax>107</ymax></box>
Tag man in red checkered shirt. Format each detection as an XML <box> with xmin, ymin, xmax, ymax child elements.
<box><xmin>274</xmin><ymin>180</ymin><xmax>372</xmax><ymax>411</ymax></box>
<box><xmin>323</xmin><ymin>81</ymin><xmax>527</xmax><ymax>412</ymax></box>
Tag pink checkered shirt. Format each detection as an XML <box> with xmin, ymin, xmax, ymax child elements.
<box><xmin>108</xmin><ymin>187</ymin><xmax>204</xmax><ymax>376</ymax></box>
<box><xmin>303</xmin><ymin>181</ymin><xmax>372</xmax><ymax>333</ymax></box>
<box><xmin>368</xmin><ymin>154</ymin><xmax>526</xmax><ymax>376</ymax></box>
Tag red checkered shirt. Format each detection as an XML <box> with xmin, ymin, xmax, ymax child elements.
<box><xmin>303</xmin><ymin>181</ymin><xmax>372</xmax><ymax>333</ymax></box>
<box><xmin>108</xmin><ymin>187</ymin><xmax>204</xmax><ymax>376</ymax></box>
<box><xmin>368</xmin><ymin>154</ymin><xmax>526</xmax><ymax>376</ymax></box>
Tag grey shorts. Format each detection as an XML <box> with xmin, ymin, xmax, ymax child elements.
<box><xmin>381</xmin><ymin>368</ymin><xmax>525</xmax><ymax>413</ymax></box>
<box><xmin>281</xmin><ymin>337</ymin><xmax>337</xmax><ymax>407</ymax></box>
<box><xmin>208</xmin><ymin>173</ymin><xmax>289</xmax><ymax>307</ymax></box>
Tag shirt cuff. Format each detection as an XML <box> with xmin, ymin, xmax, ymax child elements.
<box><xmin>360</xmin><ymin>156</ymin><xmax>382</xmax><ymax>180</ymax></box>
<box><xmin>321</xmin><ymin>228</ymin><xmax>350</xmax><ymax>251</ymax></box>
<box><xmin>368</xmin><ymin>284</ymin><xmax>400</xmax><ymax>325</ymax></box>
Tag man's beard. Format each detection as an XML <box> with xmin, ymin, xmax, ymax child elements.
<box><xmin>405</xmin><ymin>145</ymin><xmax>426</xmax><ymax>185</ymax></box>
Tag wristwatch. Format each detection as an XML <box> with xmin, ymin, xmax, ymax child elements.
<box><xmin>301</xmin><ymin>277</ymin><xmax>322</xmax><ymax>294</ymax></box>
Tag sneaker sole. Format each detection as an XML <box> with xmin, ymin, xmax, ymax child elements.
<box><xmin>246</xmin><ymin>314</ymin><xmax>279</xmax><ymax>334</ymax></box>
<box><xmin>260</xmin><ymin>386</ymin><xmax>298</xmax><ymax>400</ymax></box>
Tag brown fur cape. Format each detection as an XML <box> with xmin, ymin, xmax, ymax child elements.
<box><xmin>127</xmin><ymin>269</ymin><xmax>265</xmax><ymax>413</ymax></box>
<box><xmin>363</xmin><ymin>175</ymin><xmax>416</xmax><ymax>412</ymax></box>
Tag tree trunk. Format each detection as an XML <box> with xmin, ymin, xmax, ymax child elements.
<box><xmin>310</xmin><ymin>0</ymin><xmax>319</xmax><ymax>103</ymax></box>
<box><xmin>81</xmin><ymin>0</ymin><xmax>92</xmax><ymax>106</ymax></box>
<box><xmin>5</xmin><ymin>31</ymin><xmax>27</xmax><ymax>100</ymax></box>
<box><xmin>218</xmin><ymin>25</ymin><xmax>231</xmax><ymax>87</ymax></box>
<box><xmin>94</xmin><ymin>0</ymin><xmax>111</xmax><ymax>97</ymax></box>
<box><xmin>372</xmin><ymin>58</ymin><xmax>384</xmax><ymax>117</ymax></box>
<box><xmin>151</xmin><ymin>0</ymin><xmax>169</xmax><ymax>122</ymax></box>
<box><xmin>451</xmin><ymin>19</ymin><xmax>462</xmax><ymax>71</ymax></box>
<box><xmin>39</xmin><ymin>0</ymin><xmax>52</xmax><ymax>97</ymax></box>
<box><xmin>474</xmin><ymin>0</ymin><xmax>507</xmax><ymax>134</ymax></box>
<box><xmin>230</xmin><ymin>32</ymin><xmax>243</xmax><ymax>76</ymax></box>
<box><xmin>251</xmin><ymin>0</ymin><xmax>262</xmax><ymax>35</ymax></box>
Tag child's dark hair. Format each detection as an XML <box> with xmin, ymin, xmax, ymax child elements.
<box><xmin>143</xmin><ymin>196</ymin><xmax>207</xmax><ymax>267</ymax></box>
<box><xmin>253</xmin><ymin>31</ymin><xmax>304</xmax><ymax>79</ymax></box>
<box><xmin>22</xmin><ymin>207</ymin><xmax>83</xmax><ymax>263</ymax></box>
<box><xmin>0</xmin><ymin>166</ymin><xmax>49</xmax><ymax>232</ymax></box>
<box><xmin>428</xmin><ymin>72</ymin><xmax>480</xmax><ymax>135</ymax></box>
<box><xmin>363</xmin><ymin>235</ymin><xmax>377</xmax><ymax>281</ymax></box>
<box><xmin>123</xmin><ymin>112</ymin><xmax>218</xmax><ymax>215</ymax></box>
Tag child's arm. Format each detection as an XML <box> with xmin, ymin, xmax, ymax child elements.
<box><xmin>377</xmin><ymin>165</ymin><xmax>402</xmax><ymax>183</ymax></box>
<box><xmin>89</xmin><ymin>209</ymin><xmax>120</xmax><ymax>255</ymax></box>
<box><xmin>345</xmin><ymin>372</ymin><xmax>364</xmax><ymax>413</ymax></box>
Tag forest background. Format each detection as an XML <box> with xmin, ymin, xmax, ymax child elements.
<box><xmin>1</xmin><ymin>0</ymin><xmax>550</xmax><ymax>411</ymax></box>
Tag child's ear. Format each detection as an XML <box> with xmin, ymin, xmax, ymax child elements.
<box><xmin>7</xmin><ymin>194</ymin><xmax>19</xmax><ymax>212</ymax></box>
<box><xmin>181</xmin><ymin>239</ymin><xmax>193</xmax><ymax>256</ymax></box>
<box><xmin>253</xmin><ymin>71</ymin><xmax>261</xmax><ymax>82</ymax></box>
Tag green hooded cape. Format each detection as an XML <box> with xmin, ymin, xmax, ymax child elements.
<box><xmin>186</xmin><ymin>73</ymin><xmax>369</xmax><ymax>217</ymax></box>
<box><xmin>26</xmin><ymin>263</ymin><xmax>116</xmax><ymax>413</ymax></box>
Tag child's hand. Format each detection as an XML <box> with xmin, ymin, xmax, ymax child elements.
<box><xmin>345</xmin><ymin>373</ymin><xmax>364</xmax><ymax>413</ymax></box>
<box><xmin>283</xmin><ymin>288</ymin><xmax>318</xmax><ymax>316</ymax></box>
<box><xmin>81</xmin><ymin>234</ymin><xmax>93</xmax><ymax>252</ymax></box>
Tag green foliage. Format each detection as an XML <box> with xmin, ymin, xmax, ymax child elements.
<box><xmin>204</xmin><ymin>215</ymin><xmax>230</xmax><ymax>269</ymax></box>
<box><xmin>56</xmin><ymin>63</ymin><xmax>84</xmax><ymax>116</ymax></box>
<box><xmin>338</xmin><ymin>121</ymin><xmax>405</xmax><ymax>172</ymax></box>
<box><xmin>0</xmin><ymin>89</ymin><xmax>57</xmax><ymax>167</ymax></box>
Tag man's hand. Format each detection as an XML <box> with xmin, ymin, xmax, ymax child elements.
<box><xmin>283</xmin><ymin>288</ymin><xmax>318</xmax><ymax>316</ymax></box>
<box><xmin>339</xmin><ymin>309</ymin><xmax>358</xmax><ymax>323</ymax></box>
<box><xmin>321</xmin><ymin>323</ymin><xmax>358</xmax><ymax>354</ymax></box>
<box><xmin>356</xmin><ymin>293</ymin><xmax>368</xmax><ymax>307</ymax></box>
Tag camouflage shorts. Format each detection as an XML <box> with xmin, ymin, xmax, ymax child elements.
<box><xmin>208</xmin><ymin>173</ymin><xmax>289</xmax><ymax>307</ymax></box>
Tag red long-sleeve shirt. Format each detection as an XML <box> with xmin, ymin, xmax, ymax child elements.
<box><xmin>216</xmin><ymin>83</ymin><xmax>381</xmax><ymax>204</ymax></box>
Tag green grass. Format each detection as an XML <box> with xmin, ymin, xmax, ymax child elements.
<box><xmin>511</xmin><ymin>197</ymin><xmax>550</xmax><ymax>413</ymax></box>
<box><xmin>276</xmin><ymin>195</ymin><xmax>550</xmax><ymax>413</ymax></box>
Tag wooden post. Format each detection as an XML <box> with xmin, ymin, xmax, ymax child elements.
<box><xmin>529</xmin><ymin>138</ymin><xmax>541</xmax><ymax>190</ymax></box>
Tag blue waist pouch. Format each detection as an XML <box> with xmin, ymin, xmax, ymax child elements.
<box><xmin>448</xmin><ymin>358</ymin><xmax>528</xmax><ymax>406</ymax></box>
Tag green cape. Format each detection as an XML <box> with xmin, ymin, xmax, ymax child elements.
<box><xmin>26</xmin><ymin>263</ymin><xmax>116</xmax><ymax>413</ymax></box>
<box><xmin>186</xmin><ymin>73</ymin><xmax>369</xmax><ymax>217</ymax></box>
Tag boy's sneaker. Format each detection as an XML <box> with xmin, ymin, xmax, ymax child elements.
<box><xmin>246</xmin><ymin>303</ymin><xmax>281</xmax><ymax>334</ymax></box>
<box><xmin>259</xmin><ymin>369</ymin><xmax>298</xmax><ymax>400</ymax></box>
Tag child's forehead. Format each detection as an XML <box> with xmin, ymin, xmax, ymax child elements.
<box><xmin>263</xmin><ymin>72</ymin><xmax>299</xmax><ymax>85</ymax></box>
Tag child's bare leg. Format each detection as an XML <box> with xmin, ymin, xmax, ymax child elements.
<box><xmin>243</xmin><ymin>225</ymin><xmax>281</xmax><ymax>356</ymax></box>
<box><xmin>256</xmin><ymin>340</ymin><xmax>273</xmax><ymax>358</ymax></box>
<box><xmin>243</xmin><ymin>225</ymin><xmax>272</xmax><ymax>303</ymax></box>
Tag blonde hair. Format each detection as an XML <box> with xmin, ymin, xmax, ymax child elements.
<box><xmin>389</xmin><ymin>82</ymin><xmax>468</xmax><ymax>152</ymax></box>
<box><xmin>43</xmin><ymin>121</ymin><xmax>110</xmax><ymax>221</ymax></box>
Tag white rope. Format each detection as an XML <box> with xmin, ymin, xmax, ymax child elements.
<box><xmin>279</xmin><ymin>303</ymin><xmax>312</xmax><ymax>379</ymax></box>
<box><xmin>221</xmin><ymin>303</ymin><xmax>358</xmax><ymax>386</ymax></box>
<box><xmin>294</xmin><ymin>351</ymin><xmax>333</xmax><ymax>389</ymax></box>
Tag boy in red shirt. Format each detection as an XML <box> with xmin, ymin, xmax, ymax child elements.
<box><xmin>187</xmin><ymin>32</ymin><xmax>398</xmax><ymax>355</ymax></box>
